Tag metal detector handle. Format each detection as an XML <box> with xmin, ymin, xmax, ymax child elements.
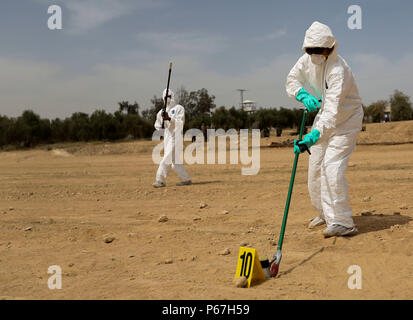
<box><xmin>162</xmin><ymin>62</ymin><xmax>173</xmax><ymax>129</ymax></box>
<box><xmin>297</xmin><ymin>108</ymin><xmax>310</xmax><ymax>154</ymax></box>
<box><xmin>276</xmin><ymin>109</ymin><xmax>308</xmax><ymax>252</ymax></box>
<box><xmin>269</xmin><ymin>109</ymin><xmax>309</xmax><ymax>277</ymax></box>
<box><xmin>298</xmin><ymin>109</ymin><xmax>307</xmax><ymax>140</ymax></box>
<box><xmin>297</xmin><ymin>103</ymin><xmax>316</xmax><ymax>155</ymax></box>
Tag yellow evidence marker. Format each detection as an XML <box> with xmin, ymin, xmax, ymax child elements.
<box><xmin>234</xmin><ymin>247</ymin><xmax>267</xmax><ymax>287</ymax></box>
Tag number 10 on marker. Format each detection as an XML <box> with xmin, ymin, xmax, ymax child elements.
<box><xmin>234</xmin><ymin>247</ymin><xmax>266</xmax><ymax>288</ymax></box>
<box><xmin>239</xmin><ymin>251</ymin><xmax>253</xmax><ymax>278</ymax></box>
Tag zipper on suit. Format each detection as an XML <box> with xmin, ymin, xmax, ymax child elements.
<box><xmin>321</xmin><ymin>58</ymin><xmax>329</xmax><ymax>108</ymax></box>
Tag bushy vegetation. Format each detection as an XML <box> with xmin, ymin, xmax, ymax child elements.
<box><xmin>364</xmin><ymin>90</ymin><xmax>413</xmax><ymax>123</ymax></box>
<box><xmin>0</xmin><ymin>102</ymin><xmax>153</xmax><ymax>149</ymax></box>
<box><xmin>1</xmin><ymin>88</ymin><xmax>411</xmax><ymax>149</ymax></box>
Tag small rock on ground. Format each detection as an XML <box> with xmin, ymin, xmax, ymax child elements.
<box><xmin>233</xmin><ymin>276</ymin><xmax>248</xmax><ymax>288</ymax></box>
<box><xmin>158</xmin><ymin>215</ymin><xmax>168</xmax><ymax>222</ymax></box>
<box><xmin>390</xmin><ymin>225</ymin><xmax>401</xmax><ymax>232</ymax></box>
<box><xmin>104</xmin><ymin>236</ymin><xmax>115</xmax><ymax>243</ymax></box>
<box><xmin>199</xmin><ymin>202</ymin><xmax>208</xmax><ymax>209</ymax></box>
<box><xmin>219</xmin><ymin>248</ymin><xmax>231</xmax><ymax>256</ymax></box>
<box><xmin>361</xmin><ymin>210</ymin><xmax>373</xmax><ymax>216</ymax></box>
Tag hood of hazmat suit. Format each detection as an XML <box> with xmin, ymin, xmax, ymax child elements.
<box><xmin>162</xmin><ymin>88</ymin><xmax>176</xmax><ymax>109</ymax></box>
<box><xmin>286</xmin><ymin>21</ymin><xmax>363</xmax><ymax>138</ymax></box>
<box><xmin>302</xmin><ymin>21</ymin><xmax>336</xmax><ymax>50</ymax></box>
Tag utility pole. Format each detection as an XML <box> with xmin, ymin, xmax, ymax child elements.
<box><xmin>236</xmin><ymin>89</ymin><xmax>247</xmax><ymax>109</ymax></box>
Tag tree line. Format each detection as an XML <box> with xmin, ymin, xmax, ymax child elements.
<box><xmin>0</xmin><ymin>103</ymin><xmax>153</xmax><ymax>149</ymax></box>
<box><xmin>363</xmin><ymin>90</ymin><xmax>412</xmax><ymax>122</ymax></box>
<box><xmin>0</xmin><ymin>88</ymin><xmax>411</xmax><ymax>149</ymax></box>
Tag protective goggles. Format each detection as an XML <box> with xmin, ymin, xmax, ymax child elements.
<box><xmin>305</xmin><ymin>47</ymin><xmax>329</xmax><ymax>55</ymax></box>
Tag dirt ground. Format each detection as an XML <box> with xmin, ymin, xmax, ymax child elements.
<box><xmin>1</xmin><ymin>121</ymin><xmax>413</xmax><ymax>300</ymax></box>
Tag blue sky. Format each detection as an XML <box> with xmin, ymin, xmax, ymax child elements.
<box><xmin>0</xmin><ymin>0</ymin><xmax>412</xmax><ymax>118</ymax></box>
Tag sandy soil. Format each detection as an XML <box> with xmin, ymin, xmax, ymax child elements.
<box><xmin>1</xmin><ymin>121</ymin><xmax>413</xmax><ymax>300</ymax></box>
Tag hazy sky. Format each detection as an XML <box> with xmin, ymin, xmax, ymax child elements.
<box><xmin>0</xmin><ymin>0</ymin><xmax>412</xmax><ymax>118</ymax></box>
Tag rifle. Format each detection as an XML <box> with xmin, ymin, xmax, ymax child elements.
<box><xmin>162</xmin><ymin>62</ymin><xmax>173</xmax><ymax>129</ymax></box>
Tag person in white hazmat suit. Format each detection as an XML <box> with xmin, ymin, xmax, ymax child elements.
<box><xmin>152</xmin><ymin>89</ymin><xmax>192</xmax><ymax>188</ymax></box>
<box><xmin>286</xmin><ymin>21</ymin><xmax>363</xmax><ymax>237</ymax></box>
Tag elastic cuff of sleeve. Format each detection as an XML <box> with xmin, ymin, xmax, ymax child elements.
<box><xmin>313</xmin><ymin>127</ymin><xmax>322</xmax><ymax>139</ymax></box>
<box><xmin>296</xmin><ymin>88</ymin><xmax>308</xmax><ymax>101</ymax></box>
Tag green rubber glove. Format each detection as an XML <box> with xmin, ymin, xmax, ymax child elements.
<box><xmin>293</xmin><ymin>140</ymin><xmax>304</xmax><ymax>154</ymax></box>
<box><xmin>296</xmin><ymin>88</ymin><xmax>321</xmax><ymax>112</ymax></box>
<box><xmin>293</xmin><ymin>129</ymin><xmax>320</xmax><ymax>154</ymax></box>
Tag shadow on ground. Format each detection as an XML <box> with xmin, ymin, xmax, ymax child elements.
<box><xmin>191</xmin><ymin>181</ymin><xmax>222</xmax><ymax>185</ymax></box>
<box><xmin>278</xmin><ymin>246</ymin><xmax>325</xmax><ymax>278</ymax></box>
<box><xmin>354</xmin><ymin>213</ymin><xmax>412</xmax><ymax>235</ymax></box>
<box><xmin>272</xmin><ymin>213</ymin><xmax>412</xmax><ymax>278</ymax></box>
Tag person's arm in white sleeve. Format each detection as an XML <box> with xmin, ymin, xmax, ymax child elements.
<box><xmin>286</xmin><ymin>55</ymin><xmax>307</xmax><ymax>99</ymax></box>
<box><xmin>154</xmin><ymin>109</ymin><xmax>164</xmax><ymax>130</ymax></box>
<box><xmin>313</xmin><ymin>66</ymin><xmax>352</xmax><ymax>137</ymax></box>
<box><xmin>169</xmin><ymin>105</ymin><xmax>185</xmax><ymax>126</ymax></box>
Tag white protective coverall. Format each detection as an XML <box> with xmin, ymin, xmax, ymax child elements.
<box><xmin>286</xmin><ymin>21</ymin><xmax>364</xmax><ymax>228</ymax></box>
<box><xmin>154</xmin><ymin>89</ymin><xmax>191</xmax><ymax>184</ymax></box>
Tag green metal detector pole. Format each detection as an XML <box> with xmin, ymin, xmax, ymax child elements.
<box><xmin>277</xmin><ymin>109</ymin><xmax>307</xmax><ymax>251</ymax></box>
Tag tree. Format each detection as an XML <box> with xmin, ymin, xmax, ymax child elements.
<box><xmin>277</xmin><ymin>107</ymin><xmax>295</xmax><ymax>129</ymax></box>
<box><xmin>253</xmin><ymin>108</ymin><xmax>277</xmax><ymax>137</ymax></box>
<box><xmin>39</xmin><ymin>118</ymin><xmax>51</xmax><ymax>143</ymax></box>
<box><xmin>186</xmin><ymin>112</ymin><xmax>212</xmax><ymax>131</ymax></box>
<box><xmin>15</xmin><ymin>110</ymin><xmax>42</xmax><ymax>147</ymax></box>
<box><xmin>70</xmin><ymin>112</ymin><xmax>91</xmax><ymax>141</ymax></box>
<box><xmin>176</xmin><ymin>87</ymin><xmax>216</xmax><ymax>122</ymax></box>
<box><xmin>142</xmin><ymin>96</ymin><xmax>164</xmax><ymax>122</ymax></box>
<box><xmin>118</xmin><ymin>101</ymin><xmax>139</xmax><ymax>115</ymax></box>
<box><xmin>177</xmin><ymin>88</ymin><xmax>198</xmax><ymax>120</ymax></box>
<box><xmin>176</xmin><ymin>86</ymin><xmax>193</xmax><ymax>111</ymax></box>
<box><xmin>196</xmin><ymin>88</ymin><xmax>216</xmax><ymax>114</ymax></box>
<box><xmin>390</xmin><ymin>90</ymin><xmax>412</xmax><ymax>121</ymax></box>
<box><xmin>51</xmin><ymin>118</ymin><xmax>67</xmax><ymax>142</ymax></box>
<box><xmin>89</xmin><ymin>110</ymin><xmax>121</xmax><ymax>141</ymax></box>
<box><xmin>0</xmin><ymin>116</ymin><xmax>15</xmax><ymax>147</ymax></box>
<box><xmin>366</xmin><ymin>100</ymin><xmax>387</xmax><ymax>123</ymax></box>
<box><xmin>211</xmin><ymin>106</ymin><xmax>230</xmax><ymax>130</ymax></box>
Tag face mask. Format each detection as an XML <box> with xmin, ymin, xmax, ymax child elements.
<box><xmin>166</xmin><ymin>98</ymin><xmax>174</xmax><ymax>109</ymax></box>
<box><xmin>311</xmin><ymin>54</ymin><xmax>326</xmax><ymax>65</ymax></box>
